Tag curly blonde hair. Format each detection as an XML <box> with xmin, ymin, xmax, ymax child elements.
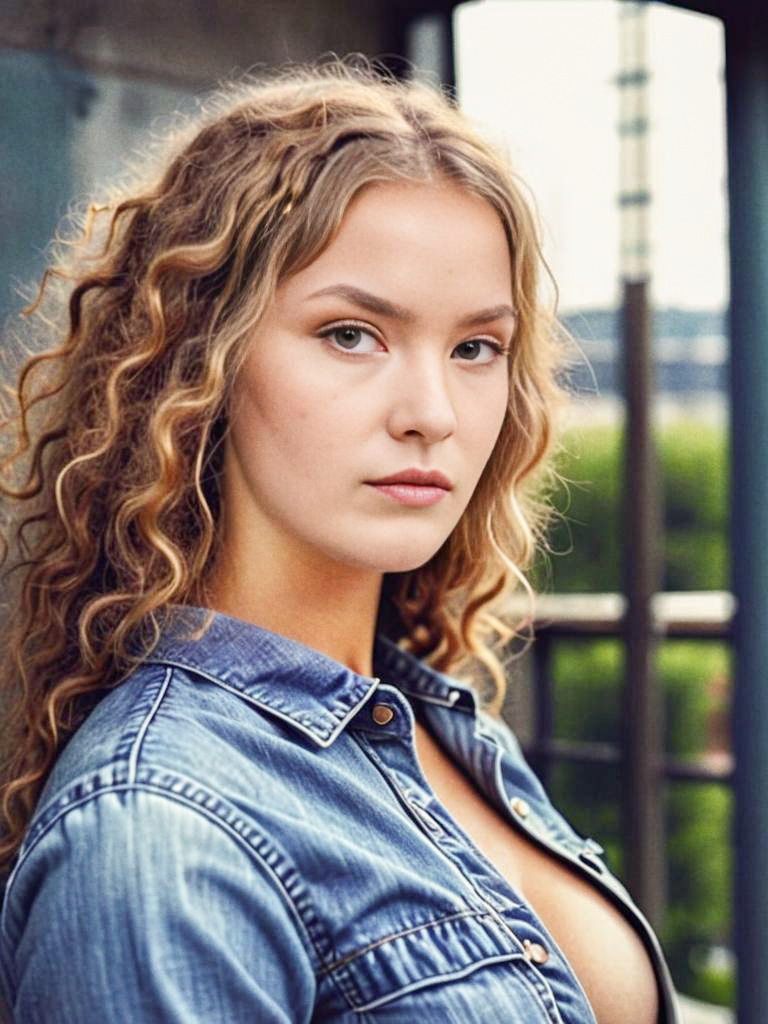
<box><xmin>0</xmin><ymin>59</ymin><xmax>565</xmax><ymax>874</ymax></box>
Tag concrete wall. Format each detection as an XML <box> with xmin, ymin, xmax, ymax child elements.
<box><xmin>0</xmin><ymin>0</ymin><xmax>408</xmax><ymax>88</ymax></box>
<box><xmin>0</xmin><ymin>0</ymin><xmax>451</xmax><ymax>329</ymax></box>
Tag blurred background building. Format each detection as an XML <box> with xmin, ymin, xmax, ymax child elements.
<box><xmin>1</xmin><ymin>2</ymin><xmax>765</xmax><ymax>1022</ymax></box>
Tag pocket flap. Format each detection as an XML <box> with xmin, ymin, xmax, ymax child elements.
<box><xmin>323</xmin><ymin>909</ymin><xmax>526</xmax><ymax>1013</ymax></box>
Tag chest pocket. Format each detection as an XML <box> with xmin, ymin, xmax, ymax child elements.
<box><xmin>315</xmin><ymin>910</ymin><xmax>561</xmax><ymax>1024</ymax></box>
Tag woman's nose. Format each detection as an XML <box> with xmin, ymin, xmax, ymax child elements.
<box><xmin>385</xmin><ymin>357</ymin><xmax>457</xmax><ymax>444</ymax></box>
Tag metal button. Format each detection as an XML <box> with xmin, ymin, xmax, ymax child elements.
<box><xmin>523</xmin><ymin>939</ymin><xmax>550</xmax><ymax>965</ymax></box>
<box><xmin>510</xmin><ymin>797</ymin><xmax>530</xmax><ymax>818</ymax></box>
<box><xmin>371</xmin><ymin>703</ymin><xmax>395</xmax><ymax>726</ymax></box>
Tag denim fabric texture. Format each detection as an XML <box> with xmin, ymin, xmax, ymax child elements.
<box><xmin>0</xmin><ymin>608</ymin><xmax>679</xmax><ymax>1023</ymax></box>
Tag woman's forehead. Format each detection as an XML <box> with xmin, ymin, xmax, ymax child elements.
<box><xmin>277</xmin><ymin>180</ymin><xmax>514</xmax><ymax>316</ymax></box>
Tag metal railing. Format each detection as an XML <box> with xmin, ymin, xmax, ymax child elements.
<box><xmin>516</xmin><ymin>591</ymin><xmax>734</xmax><ymax>933</ymax></box>
<box><xmin>524</xmin><ymin>590</ymin><xmax>734</xmax><ymax>778</ymax></box>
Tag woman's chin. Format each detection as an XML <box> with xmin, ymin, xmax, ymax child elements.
<box><xmin>344</xmin><ymin>541</ymin><xmax>446</xmax><ymax>575</ymax></box>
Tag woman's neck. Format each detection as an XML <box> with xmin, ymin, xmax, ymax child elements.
<box><xmin>206</xmin><ymin>543</ymin><xmax>383</xmax><ymax>678</ymax></box>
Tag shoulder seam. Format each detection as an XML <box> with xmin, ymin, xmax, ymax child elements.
<box><xmin>1</xmin><ymin>780</ymin><xmax>326</xmax><ymax>972</ymax></box>
<box><xmin>127</xmin><ymin>665</ymin><xmax>173</xmax><ymax>784</ymax></box>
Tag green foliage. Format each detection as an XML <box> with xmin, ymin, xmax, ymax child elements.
<box><xmin>658</xmin><ymin>424</ymin><xmax>729</xmax><ymax>590</ymax></box>
<box><xmin>664</xmin><ymin>780</ymin><xmax>731</xmax><ymax>996</ymax></box>
<box><xmin>538</xmin><ymin>422</ymin><xmax>732</xmax><ymax>1006</ymax></box>
<box><xmin>684</xmin><ymin>959</ymin><xmax>736</xmax><ymax>1007</ymax></box>
<box><xmin>547</xmin><ymin>639</ymin><xmax>626</xmax><ymax>872</ymax></box>
<box><xmin>539</xmin><ymin>422</ymin><xmax>728</xmax><ymax>593</ymax></box>
<box><xmin>538</xmin><ymin>427</ymin><xmax>622</xmax><ymax>592</ymax></box>
<box><xmin>660</xmin><ymin>643</ymin><xmax>731</xmax><ymax>1000</ymax></box>
<box><xmin>661</xmin><ymin>642</ymin><xmax>729</xmax><ymax>758</ymax></box>
<box><xmin>552</xmin><ymin>638</ymin><xmax>622</xmax><ymax>746</ymax></box>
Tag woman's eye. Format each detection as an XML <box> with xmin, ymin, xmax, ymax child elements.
<box><xmin>322</xmin><ymin>325</ymin><xmax>380</xmax><ymax>354</ymax></box>
<box><xmin>452</xmin><ymin>339</ymin><xmax>505</xmax><ymax>364</ymax></box>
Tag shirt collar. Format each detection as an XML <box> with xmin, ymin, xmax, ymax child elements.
<box><xmin>142</xmin><ymin>606</ymin><xmax>477</xmax><ymax>748</ymax></box>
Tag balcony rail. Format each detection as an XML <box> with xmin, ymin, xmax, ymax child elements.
<box><xmin>522</xmin><ymin>590</ymin><xmax>734</xmax><ymax>787</ymax></box>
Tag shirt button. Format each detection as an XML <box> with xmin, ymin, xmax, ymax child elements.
<box><xmin>371</xmin><ymin>703</ymin><xmax>395</xmax><ymax>726</ymax></box>
<box><xmin>510</xmin><ymin>797</ymin><xmax>531</xmax><ymax>818</ymax></box>
<box><xmin>523</xmin><ymin>939</ymin><xmax>550</xmax><ymax>965</ymax></box>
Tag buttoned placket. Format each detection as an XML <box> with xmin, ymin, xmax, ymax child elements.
<box><xmin>365</xmin><ymin>670</ymin><xmax>676</xmax><ymax>1024</ymax></box>
<box><xmin>354</xmin><ymin>683</ymin><xmax>597</xmax><ymax>1024</ymax></box>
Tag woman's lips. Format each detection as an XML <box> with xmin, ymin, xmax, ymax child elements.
<box><xmin>364</xmin><ymin>469</ymin><xmax>452</xmax><ymax>508</ymax></box>
<box><xmin>366</xmin><ymin>482</ymin><xmax>449</xmax><ymax>507</ymax></box>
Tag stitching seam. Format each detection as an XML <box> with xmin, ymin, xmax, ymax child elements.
<box><xmin>127</xmin><ymin>666</ymin><xmax>172</xmax><ymax>784</ymax></box>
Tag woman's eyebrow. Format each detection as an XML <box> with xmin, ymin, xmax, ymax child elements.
<box><xmin>307</xmin><ymin>284</ymin><xmax>414</xmax><ymax>321</ymax></box>
<box><xmin>307</xmin><ymin>284</ymin><xmax>515</xmax><ymax>328</ymax></box>
<box><xmin>457</xmin><ymin>304</ymin><xmax>516</xmax><ymax>328</ymax></box>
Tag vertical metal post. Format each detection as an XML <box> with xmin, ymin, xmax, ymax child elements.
<box><xmin>724</xmin><ymin>8</ymin><xmax>768</xmax><ymax>1022</ymax></box>
<box><xmin>406</xmin><ymin>7</ymin><xmax>456</xmax><ymax>92</ymax></box>
<box><xmin>617</xmin><ymin>1</ymin><xmax>664</xmax><ymax>928</ymax></box>
<box><xmin>621</xmin><ymin>280</ymin><xmax>663</xmax><ymax>926</ymax></box>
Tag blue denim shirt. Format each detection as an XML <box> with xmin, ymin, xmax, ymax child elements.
<box><xmin>0</xmin><ymin>608</ymin><xmax>679</xmax><ymax>1023</ymax></box>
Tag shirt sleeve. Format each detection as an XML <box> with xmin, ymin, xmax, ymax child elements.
<box><xmin>7</xmin><ymin>788</ymin><xmax>319</xmax><ymax>1023</ymax></box>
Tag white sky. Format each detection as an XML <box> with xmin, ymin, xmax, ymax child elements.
<box><xmin>454</xmin><ymin>0</ymin><xmax>727</xmax><ymax>312</ymax></box>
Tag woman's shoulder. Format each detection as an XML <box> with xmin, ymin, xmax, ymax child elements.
<box><xmin>0</xmin><ymin>656</ymin><xmax>322</xmax><ymax>1022</ymax></box>
<box><xmin>25</xmin><ymin>609</ymin><xmax>385</xmax><ymax>848</ymax></box>
<box><xmin>22</xmin><ymin>654</ymin><xmax>318</xmax><ymax>860</ymax></box>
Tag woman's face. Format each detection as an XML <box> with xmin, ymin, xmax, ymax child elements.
<box><xmin>222</xmin><ymin>179</ymin><xmax>514</xmax><ymax>576</ymax></box>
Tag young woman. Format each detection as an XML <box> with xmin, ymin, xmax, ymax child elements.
<box><xmin>0</xmin><ymin>62</ymin><xmax>678</xmax><ymax>1022</ymax></box>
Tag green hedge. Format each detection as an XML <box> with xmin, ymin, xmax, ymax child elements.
<box><xmin>539</xmin><ymin>422</ymin><xmax>728</xmax><ymax>593</ymax></box>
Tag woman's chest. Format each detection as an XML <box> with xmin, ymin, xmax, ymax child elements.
<box><xmin>412</xmin><ymin>719</ymin><xmax>660</xmax><ymax>1024</ymax></box>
